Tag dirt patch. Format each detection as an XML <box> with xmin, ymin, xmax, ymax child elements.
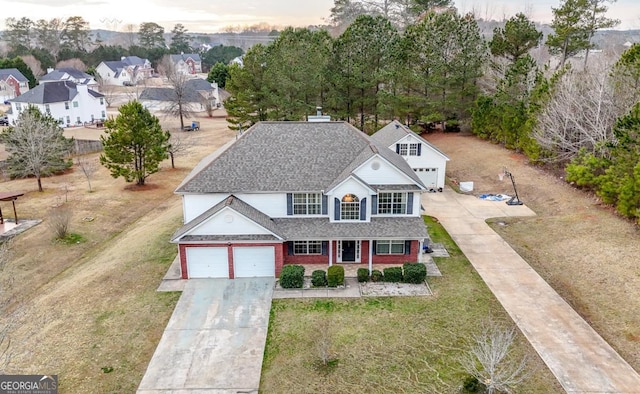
<box><xmin>359</xmin><ymin>281</ymin><xmax>432</xmax><ymax>296</ymax></box>
<box><xmin>423</xmin><ymin>131</ymin><xmax>640</xmax><ymax>373</ymax></box>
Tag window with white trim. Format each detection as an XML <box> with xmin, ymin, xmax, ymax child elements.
<box><xmin>64</xmin><ymin>102</ymin><xmax>70</xmax><ymax>110</ymax></box>
<box><xmin>341</xmin><ymin>194</ymin><xmax>360</xmax><ymax>220</ymax></box>
<box><xmin>398</xmin><ymin>143</ymin><xmax>408</xmax><ymax>156</ymax></box>
<box><xmin>376</xmin><ymin>240</ymin><xmax>405</xmax><ymax>254</ymax></box>
<box><xmin>44</xmin><ymin>104</ymin><xmax>50</xmax><ymax>114</ymax></box>
<box><xmin>293</xmin><ymin>193</ymin><xmax>321</xmax><ymax>215</ymax></box>
<box><xmin>409</xmin><ymin>143</ymin><xmax>419</xmax><ymax>156</ymax></box>
<box><xmin>73</xmin><ymin>101</ymin><xmax>79</xmax><ymax>108</ymax></box>
<box><xmin>397</xmin><ymin>143</ymin><xmax>420</xmax><ymax>156</ymax></box>
<box><xmin>293</xmin><ymin>241</ymin><xmax>322</xmax><ymax>255</ymax></box>
<box><xmin>378</xmin><ymin>192</ymin><xmax>407</xmax><ymax>214</ymax></box>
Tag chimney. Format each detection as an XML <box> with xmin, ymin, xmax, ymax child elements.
<box><xmin>316</xmin><ymin>106</ymin><xmax>322</xmax><ymax>116</ymax></box>
<box><xmin>121</xmin><ymin>56</ymin><xmax>126</xmax><ymax>61</ymax></box>
<box><xmin>47</xmin><ymin>67</ymin><xmax>54</xmax><ymax>74</ymax></box>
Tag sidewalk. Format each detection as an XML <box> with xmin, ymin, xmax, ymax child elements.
<box><xmin>423</xmin><ymin>187</ymin><xmax>640</xmax><ymax>392</ymax></box>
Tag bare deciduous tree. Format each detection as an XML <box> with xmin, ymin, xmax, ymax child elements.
<box><xmin>55</xmin><ymin>58</ymin><xmax>87</xmax><ymax>71</ymax></box>
<box><xmin>533</xmin><ymin>61</ymin><xmax>632</xmax><ymax>162</ymax></box>
<box><xmin>76</xmin><ymin>155</ymin><xmax>99</xmax><ymax>192</ymax></box>
<box><xmin>167</xmin><ymin>133</ymin><xmax>194</xmax><ymax>169</ymax></box>
<box><xmin>20</xmin><ymin>55</ymin><xmax>44</xmax><ymax>78</ymax></box>
<box><xmin>459</xmin><ymin>320</ymin><xmax>529</xmax><ymax>394</ymax></box>
<box><xmin>159</xmin><ymin>55</ymin><xmax>197</xmax><ymax>130</ymax></box>
<box><xmin>46</xmin><ymin>205</ymin><xmax>72</xmax><ymax>240</ymax></box>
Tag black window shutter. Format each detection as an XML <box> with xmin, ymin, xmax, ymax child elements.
<box><xmin>360</xmin><ymin>198</ymin><xmax>367</xmax><ymax>220</ymax></box>
<box><xmin>322</xmin><ymin>241</ymin><xmax>328</xmax><ymax>255</ymax></box>
<box><xmin>322</xmin><ymin>195</ymin><xmax>328</xmax><ymax>215</ymax></box>
<box><xmin>334</xmin><ymin>198</ymin><xmax>340</xmax><ymax>221</ymax></box>
<box><xmin>286</xmin><ymin>193</ymin><xmax>293</xmax><ymax>215</ymax></box>
<box><xmin>372</xmin><ymin>195</ymin><xmax>378</xmax><ymax>215</ymax></box>
<box><xmin>404</xmin><ymin>240</ymin><xmax>411</xmax><ymax>255</ymax></box>
<box><xmin>287</xmin><ymin>242</ymin><xmax>294</xmax><ymax>255</ymax></box>
<box><xmin>395</xmin><ymin>144</ymin><xmax>400</xmax><ymax>154</ymax></box>
<box><xmin>372</xmin><ymin>241</ymin><xmax>377</xmax><ymax>255</ymax></box>
<box><xmin>417</xmin><ymin>144</ymin><xmax>422</xmax><ymax>156</ymax></box>
<box><xmin>407</xmin><ymin>193</ymin><xmax>413</xmax><ymax>214</ymax></box>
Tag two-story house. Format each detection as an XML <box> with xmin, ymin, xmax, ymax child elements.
<box><xmin>39</xmin><ymin>67</ymin><xmax>98</xmax><ymax>89</ymax></box>
<box><xmin>0</xmin><ymin>68</ymin><xmax>29</xmax><ymax>103</ymax></box>
<box><xmin>7</xmin><ymin>81</ymin><xmax>106</xmax><ymax>126</ymax></box>
<box><xmin>171</xmin><ymin>121</ymin><xmax>430</xmax><ymax>279</ymax></box>
<box><xmin>95</xmin><ymin>56</ymin><xmax>153</xmax><ymax>86</ymax></box>
<box><xmin>372</xmin><ymin>120</ymin><xmax>450</xmax><ymax>191</ymax></box>
<box><xmin>169</xmin><ymin>53</ymin><xmax>202</xmax><ymax>75</ymax></box>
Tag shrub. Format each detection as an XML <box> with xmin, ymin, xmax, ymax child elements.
<box><xmin>279</xmin><ymin>265</ymin><xmax>305</xmax><ymax>288</ymax></box>
<box><xmin>383</xmin><ymin>266</ymin><xmax>403</xmax><ymax>282</ymax></box>
<box><xmin>327</xmin><ymin>265</ymin><xmax>345</xmax><ymax>287</ymax></box>
<box><xmin>357</xmin><ymin>268</ymin><xmax>369</xmax><ymax>283</ymax></box>
<box><xmin>403</xmin><ymin>262</ymin><xmax>427</xmax><ymax>284</ymax></box>
<box><xmin>371</xmin><ymin>269</ymin><xmax>383</xmax><ymax>282</ymax></box>
<box><xmin>311</xmin><ymin>270</ymin><xmax>327</xmax><ymax>287</ymax></box>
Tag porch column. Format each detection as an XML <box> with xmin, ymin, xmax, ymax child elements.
<box><xmin>329</xmin><ymin>239</ymin><xmax>333</xmax><ymax>267</ymax></box>
<box><xmin>368</xmin><ymin>239</ymin><xmax>373</xmax><ymax>275</ymax></box>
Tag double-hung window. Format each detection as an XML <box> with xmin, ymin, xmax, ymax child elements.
<box><xmin>397</xmin><ymin>143</ymin><xmax>420</xmax><ymax>156</ymax></box>
<box><xmin>397</xmin><ymin>143</ymin><xmax>408</xmax><ymax>156</ymax></box>
<box><xmin>341</xmin><ymin>194</ymin><xmax>360</xmax><ymax>220</ymax></box>
<box><xmin>293</xmin><ymin>193</ymin><xmax>321</xmax><ymax>215</ymax></box>
<box><xmin>376</xmin><ymin>240</ymin><xmax>405</xmax><ymax>254</ymax></box>
<box><xmin>378</xmin><ymin>192</ymin><xmax>407</xmax><ymax>214</ymax></box>
<box><xmin>409</xmin><ymin>143</ymin><xmax>419</xmax><ymax>156</ymax></box>
<box><xmin>293</xmin><ymin>241</ymin><xmax>322</xmax><ymax>255</ymax></box>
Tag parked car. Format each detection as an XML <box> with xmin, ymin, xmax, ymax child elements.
<box><xmin>0</xmin><ymin>116</ymin><xmax>9</xmax><ymax>126</ymax></box>
<box><xmin>123</xmin><ymin>81</ymin><xmax>135</xmax><ymax>86</ymax></box>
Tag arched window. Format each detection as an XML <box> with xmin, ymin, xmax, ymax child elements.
<box><xmin>341</xmin><ymin>194</ymin><xmax>360</xmax><ymax>220</ymax></box>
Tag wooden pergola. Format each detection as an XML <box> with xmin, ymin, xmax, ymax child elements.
<box><xmin>0</xmin><ymin>191</ymin><xmax>24</xmax><ymax>225</ymax></box>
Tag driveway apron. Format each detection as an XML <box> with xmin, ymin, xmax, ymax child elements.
<box><xmin>423</xmin><ymin>187</ymin><xmax>640</xmax><ymax>393</ymax></box>
<box><xmin>138</xmin><ymin>278</ymin><xmax>274</xmax><ymax>393</ymax></box>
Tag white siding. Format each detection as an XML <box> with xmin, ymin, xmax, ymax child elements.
<box><xmin>354</xmin><ymin>156</ymin><xmax>417</xmax><ymax>185</ymax></box>
<box><xmin>190</xmin><ymin>207</ymin><xmax>272</xmax><ymax>236</ymax></box>
<box><xmin>183</xmin><ymin>194</ymin><xmax>228</xmax><ymax>222</ymax></box>
<box><xmin>328</xmin><ymin>177</ymin><xmax>372</xmax><ymax>222</ymax></box>
<box><xmin>389</xmin><ymin>135</ymin><xmax>448</xmax><ymax>190</ymax></box>
<box><xmin>235</xmin><ymin>193</ymin><xmax>287</xmax><ymax>217</ymax></box>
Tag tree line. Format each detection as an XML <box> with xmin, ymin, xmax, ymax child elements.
<box><xmin>2</xmin><ymin>17</ymin><xmax>243</xmax><ymax>76</ymax></box>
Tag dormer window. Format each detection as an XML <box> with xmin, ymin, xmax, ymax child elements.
<box><xmin>396</xmin><ymin>143</ymin><xmax>421</xmax><ymax>156</ymax></box>
<box><xmin>341</xmin><ymin>194</ymin><xmax>360</xmax><ymax>220</ymax></box>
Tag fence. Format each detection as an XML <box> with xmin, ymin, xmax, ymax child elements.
<box><xmin>73</xmin><ymin>139</ymin><xmax>103</xmax><ymax>155</ymax></box>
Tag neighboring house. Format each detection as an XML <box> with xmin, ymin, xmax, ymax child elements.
<box><xmin>0</xmin><ymin>68</ymin><xmax>29</xmax><ymax>102</ymax></box>
<box><xmin>229</xmin><ymin>56</ymin><xmax>243</xmax><ymax>67</ymax></box>
<box><xmin>7</xmin><ymin>81</ymin><xmax>106</xmax><ymax>126</ymax></box>
<box><xmin>139</xmin><ymin>78</ymin><xmax>218</xmax><ymax>112</ymax></box>
<box><xmin>39</xmin><ymin>67</ymin><xmax>98</xmax><ymax>89</ymax></box>
<box><xmin>371</xmin><ymin>120</ymin><xmax>449</xmax><ymax>191</ymax></box>
<box><xmin>95</xmin><ymin>56</ymin><xmax>153</xmax><ymax>86</ymax></box>
<box><xmin>171</xmin><ymin>121</ymin><xmax>430</xmax><ymax>279</ymax></box>
<box><xmin>169</xmin><ymin>53</ymin><xmax>202</xmax><ymax>75</ymax></box>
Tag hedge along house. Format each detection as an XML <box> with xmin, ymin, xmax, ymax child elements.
<box><xmin>371</xmin><ymin>120</ymin><xmax>450</xmax><ymax>191</ymax></box>
<box><xmin>171</xmin><ymin>121</ymin><xmax>430</xmax><ymax>279</ymax></box>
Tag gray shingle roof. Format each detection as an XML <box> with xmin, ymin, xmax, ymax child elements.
<box><xmin>39</xmin><ymin>68</ymin><xmax>94</xmax><ymax>84</ymax></box>
<box><xmin>0</xmin><ymin>68</ymin><xmax>28</xmax><ymax>82</ymax></box>
<box><xmin>372</xmin><ymin>120</ymin><xmax>450</xmax><ymax>160</ymax></box>
<box><xmin>273</xmin><ymin>216</ymin><xmax>429</xmax><ymax>240</ymax></box>
<box><xmin>185</xmin><ymin>78</ymin><xmax>213</xmax><ymax>91</ymax></box>
<box><xmin>176</xmin><ymin>121</ymin><xmax>423</xmax><ymax>194</ymax></box>
<box><xmin>171</xmin><ymin>195</ymin><xmax>283</xmax><ymax>242</ymax></box>
<box><xmin>10</xmin><ymin>80</ymin><xmax>78</xmax><ymax>104</ymax></box>
<box><xmin>139</xmin><ymin>87</ymin><xmax>206</xmax><ymax>103</ymax></box>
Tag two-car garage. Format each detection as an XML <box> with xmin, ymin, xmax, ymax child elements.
<box><xmin>184</xmin><ymin>246</ymin><xmax>276</xmax><ymax>278</ymax></box>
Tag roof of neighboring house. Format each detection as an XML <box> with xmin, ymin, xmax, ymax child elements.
<box><xmin>0</xmin><ymin>68</ymin><xmax>28</xmax><ymax>83</ymax></box>
<box><xmin>371</xmin><ymin>120</ymin><xmax>450</xmax><ymax>160</ymax></box>
<box><xmin>139</xmin><ymin>86</ymin><xmax>206</xmax><ymax>103</ymax></box>
<box><xmin>171</xmin><ymin>195</ymin><xmax>283</xmax><ymax>242</ymax></box>
<box><xmin>175</xmin><ymin>121</ymin><xmax>425</xmax><ymax>194</ymax></box>
<box><xmin>121</xmin><ymin>56</ymin><xmax>148</xmax><ymax>66</ymax></box>
<box><xmin>39</xmin><ymin>68</ymin><xmax>96</xmax><ymax>85</ymax></box>
<box><xmin>101</xmin><ymin>57</ymin><xmax>150</xmax><ymax>74</ymax></box>
<box><xmin>10</xmin><ymin>80</ymin><xmax>79</xmax><ymax>104</ymax></box>
<box><xmin>171</xmin><ymin>196</ymin><xmax>429</xmax><ymax>242</ymax></box>
<box><xmin>186</xmin><ymin>78</ymin><xmax>213</xmax><ymax>91</ymax></box>
<box><xmin>9</xmin><ymin>80</ymin><xmax>103</xmax><ymax>104</ymax></box>
<box><xmin>170</xmin><ymin>53</ymin><xmax>202</xmax><ymax>63</ymax></box>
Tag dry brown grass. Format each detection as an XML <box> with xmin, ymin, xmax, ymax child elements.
<box><xmin>424</xmin><ymin>131</ymin><xmax>640</xmax><ymax>373</ymax></box>
<box><xmin>0</xmin><ymin>113</ymin><xmax>235</xmax><ymax>392</ymax></box>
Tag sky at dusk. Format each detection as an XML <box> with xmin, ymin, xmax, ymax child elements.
<box><xmin>0</xmin><ymin>0</ymin><xmax>638</xmax><ymax>33</ymax></box>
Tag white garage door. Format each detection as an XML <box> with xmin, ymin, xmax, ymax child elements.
<box><xmin>186</xmin><ymin>247</ymin><xmax>229</xmax><ymax>278</ymax></box>
<box><xmin>415</xmin><ymin>168</ymin><xmax>438</xmax><ymax>189</ymax></box>
<box><xmin>233</xmin><ymin>246</ymin><xmax>275</xmax><ymax>278</ymax></box>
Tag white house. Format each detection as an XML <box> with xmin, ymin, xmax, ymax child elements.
<box><xmin>95</xmin><ymin>56</ymin><xmax>153</xmax><ymax>86</ymax></box>
<box><xmin>39</xmin><ymin>67</ymin><xmax>98</xmax><ymax>89</ymax></box>
<box><xmin>169</xmin><ymin>53</ymin><xmax>202</xmax><ymax>75</ymax></box>
<box><xmin>7</xmin><ymin>81</ymin><xmax>106</xmax><ymax>127</ymax></box>
<box><xmin>0</xmin><ymin>68</ymin><xmax>29</xmax><ymax>103</ymax></box>
<box><xmin>371</xmin><ymin>120</ymin><xmax>450</xmax><ymax>191</ymax></box>
<box><xmin>171</xmin><ymin>121</ymin><xmax>430</xmax><ymax>279</ymax></box>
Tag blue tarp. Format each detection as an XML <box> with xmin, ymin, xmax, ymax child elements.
<box><xmin>479</xmin><ymin>194</ymin><xmax>511</xmax><ymax>201</ymax></box>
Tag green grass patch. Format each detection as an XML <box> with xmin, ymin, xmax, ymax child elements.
<box><xmin>260</xmin><ymin>216</ymin><xmax>562</xmax><ymax>393</ymax></box>
<box><xmin>54</xmin><ymin>232</ymin><xmax>86</xmax><ymax>245</ymax></box>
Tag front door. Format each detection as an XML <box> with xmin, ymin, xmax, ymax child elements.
<box><xmin>342</xmin><ymin>241</ymin><xmax>356</xmax><ymax>262</ymax></box>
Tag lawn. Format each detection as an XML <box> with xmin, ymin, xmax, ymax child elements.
<box><xmin>260</xmin><ymin>217</ymin><xmax>562</xmax><ymax>393</ymax></box>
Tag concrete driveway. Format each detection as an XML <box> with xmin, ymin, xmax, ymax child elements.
<box><xmin>138</xmin><ymin>278</ymin><xmax>275</xmax><ymax>393</ymax></box>
<box><xmin>423</xmin><ymin>187</ymin><xmax>640</xmax><ymax>392</ymax></box>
